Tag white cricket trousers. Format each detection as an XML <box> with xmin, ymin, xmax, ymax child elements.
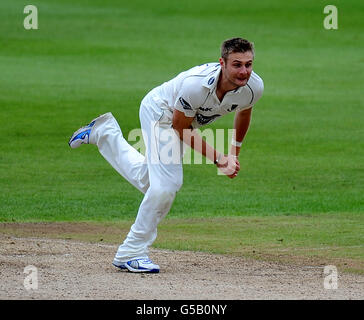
<box><xmin>90</xmin><ymin>94</ymin><xmax>183</xmax><ymax>263</ymax></box>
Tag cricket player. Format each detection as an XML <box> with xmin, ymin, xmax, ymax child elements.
<box><xmin>68</xmin><ymin>37</ymin><xmax>264</xmax><ymax>273</ymax></box>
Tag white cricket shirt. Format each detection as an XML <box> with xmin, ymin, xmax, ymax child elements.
<box><xmin>146</xmin><ymin>63</ymin><xmax>264</xmax><ymax>128</ymax></box>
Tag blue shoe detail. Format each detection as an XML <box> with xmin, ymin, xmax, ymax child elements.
<box><xmin>73</xmin><ymin>129</ymin><xmax>90</xmax><ymax>143</ymax></box>
<box><xmin>112</xmin><ymin>262</ymin><xmax>127</xmax><ymax>270</ymax></box>
<box><xmin>87</xmin><ymin>120</ymin><xmax>96</xmax><ymax>128</ymax></box>
<box><xmin>68</xmin><ymin>128</ymin><xmax>91</xmax><ymax>147</ymax></box>
<box><xmin>68</xmin><ymin>119</ymin><xmax>97</xmax><ymax>148</ymax></box>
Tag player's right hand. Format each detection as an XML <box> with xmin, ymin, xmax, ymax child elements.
<box><xmin>216</xmin><ymin>154</ymin><xmax>240</xmax><ymax>179</ymax></box>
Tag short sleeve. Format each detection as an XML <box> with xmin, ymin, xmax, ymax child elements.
<box><xmin>174</xmin><ymin>78</ymin><xmax>204</xmax><ymax>118</ymax></box>
<box><xmin>249</xmin><ymin>74</ymin><xmax>264</xmax><ymax>107</ymax></box>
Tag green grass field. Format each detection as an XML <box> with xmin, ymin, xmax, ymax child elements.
<box><xmin>1</xmin><ymin>0</ymin><xmax>363</xmax><ymax>272</ymax></box>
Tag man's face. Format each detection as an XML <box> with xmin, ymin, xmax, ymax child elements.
<box><xmin>219</xmin><ymin>51</ymin><xmax>254</xmax><ymax>88</ymax></box>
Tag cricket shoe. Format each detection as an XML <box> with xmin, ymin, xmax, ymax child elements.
<box><xmin>113</xmin><ymin>258</ymin><xmax>160</xmax><ymax>273</ymax></box>
<box><xmin>125</xmin><ymin>258</ymin><xmax>160</xmax><ymax>273</ymax></box>
<box><xmin>68</xmin><ymin>112</ymin><xmax>112</xmax><ymax>148</ymax></box>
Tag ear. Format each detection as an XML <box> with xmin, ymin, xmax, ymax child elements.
<box><xmin>219</xmin><ymin>57</ymin><xmax>224</xmax><ymax>67</ymax></box>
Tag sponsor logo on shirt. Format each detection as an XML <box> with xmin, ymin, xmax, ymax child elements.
<box><xmin>208</xmin><ymin>77</ymin><xmax>215</xmax><ymax>85</ymax></box>
<box><xmin>199</xmin><ymin>106</ymin><xmax>213</xmax><ymax>112</ymax></box>
<box><xmin>179</xmin><ymin>97</ymin><xmax>193</xmax><ymax>110</ymax></box>
<box><xmin>228</xmin><ymin>104</ymin><xmax>238</xmax><ymax>112</ymax></box>
<box><xmin>196</xmin><ymin>113</ymin><xmax>221</xmax><ymax>125</ymax></box>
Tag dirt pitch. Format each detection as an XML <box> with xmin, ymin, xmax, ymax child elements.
<box><xmin>0</xmin><ymin>224</ymin><xmax>363</xmax><ymax>300</ymax></box>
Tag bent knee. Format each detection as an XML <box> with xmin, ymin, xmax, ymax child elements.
<box><xmin>151</xmin><ymin>186</ymin><xmax>177</xmax><ymax>200</ymax></box>
<box><xmin>147</xmin><ymin>184</ymin><xmax>179</xmax><ymax>205</ymax></box>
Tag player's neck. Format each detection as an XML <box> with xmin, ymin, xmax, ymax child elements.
<box><xmin>216</xmin><ymin>73</ymin><xmax>239</xmax><ymax>102</ymax></box>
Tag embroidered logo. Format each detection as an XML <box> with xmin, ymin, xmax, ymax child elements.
<box><xmin>208</xmin><ymin>77</ymin><xmax>215</xmax><ymax>85</ymax></box>
<box><xmin>199</xmin><ymin>106</ymin><xmax>212</xmax><ymax>112</ymax></box>
<box><xmin>228</xmin><ymin>104</ymin><xmax>238</xmax><ymax>112</ymax></box>
<box><xmin>179</xmin><ymin>97</ymin><xmax>193</xmax><ymax>110</ymax></box>
<box><xmin>196</xmin><ymin>114</ymin><xmax>221</xmax><ymax>125</ymax></box>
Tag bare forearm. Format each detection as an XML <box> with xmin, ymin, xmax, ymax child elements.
<box><xmin>172</xmin><ymin>110</ymin><xmax>219</xmax><ymax>163</ymax></box>
<box><xmin>177</xmin><ymin>128</ymin><xmax>219</xmax><ymax>163</ymax></box>
<box><xmin>230</xmin><ymin>107</ymin><xmax>252</xmax><ymax>156</ymax></box>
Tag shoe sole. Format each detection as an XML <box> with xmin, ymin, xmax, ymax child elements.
<box><xmin>68</xmin><ymin>112</ymin><xmax>113</xmax><ymax>148</ymax></box>
<box><xmin>113</xmin><ymin>262</ymin><xmax>159</xmax><ymax>273</ymax></box>
<box><xmin>125</xmin><ymin>263</ymin><xmax>160</xmax><ymax>273</ymax></box>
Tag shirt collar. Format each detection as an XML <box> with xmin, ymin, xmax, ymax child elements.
<box><xmin>202</xmin><ymin>64</ymin><xmax>246</xmax><ymax>94</ymax></box>
<box><xmin>202</xmin><ymin>65</ymin><xmax>221</xmax><ymax>90</ymax></box>
<box><xmin>233</xmin><ymin>86</ymin><xmax>244</xmax><ymax>94</ymax></box>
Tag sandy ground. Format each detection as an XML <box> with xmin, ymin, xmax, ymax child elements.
<box><xmin>0</xmin><ymin>234</ymin><xmax>363</xmax><ymax>300</ymax></box>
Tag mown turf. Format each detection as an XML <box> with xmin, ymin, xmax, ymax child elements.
<box><xmin>0</xmin><ymin>0</ymin><xmax>363</xmax><ymax>270</ymax></box>
<box><xmin>1</xmin><ymin>0</ymin><xmax>363</xmax><ymax>221</ymax></box>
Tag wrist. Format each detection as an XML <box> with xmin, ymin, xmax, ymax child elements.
<box><xmin>231</xmin><ymin>138</ymin><xmax>243</xmax><ymax>148</ymax></box>
<box><xmin>214</xmin><ymin>153</ymin><xmax>222</xmax><ymax>166</ymax></box>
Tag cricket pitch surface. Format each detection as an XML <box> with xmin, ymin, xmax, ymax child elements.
<box><xmin>1</xmin><ymin>225</ymin><xmax>363</xmax><ymax>300</ymax></box>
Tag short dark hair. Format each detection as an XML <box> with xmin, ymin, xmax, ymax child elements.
<box><xmin>221</xmin><ymin>37</ymin><xmax>254</xmax><ymax>60</ymax></box>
